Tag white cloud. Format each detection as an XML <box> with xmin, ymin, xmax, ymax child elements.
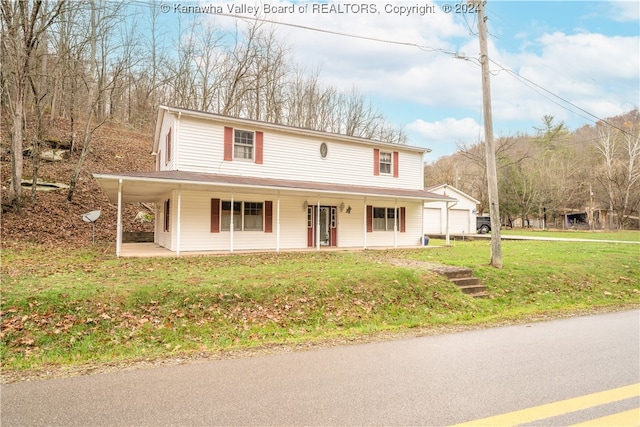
<box><xmin>608</xmin><ymin>1</ymin><xmax>640</xmax><ymax>22</ymax></box>
<box><xmin>200</xmin><ymin>1</ymin><xmax>639</xmax><ymax>158</ymax></box>
<box><xmin>408</xmin><ymin>117</ymin><xmax>482</xmax><ymax>150</ymax></box>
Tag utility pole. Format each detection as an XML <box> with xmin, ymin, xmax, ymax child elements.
<box><xmin>474</xmin><ymin>0</ymin><xmax>502</xmax><ymax>268</ymax></box>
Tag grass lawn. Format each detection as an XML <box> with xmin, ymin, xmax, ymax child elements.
<box><xmin>500</xmin><ymin>229</ymin><xmax>640</xmax><ymax>242</ymax></box>
<box><xmin>1</xmin><ymin>233</ymin><xmax>639</xmax><ymax>379</ymax></box>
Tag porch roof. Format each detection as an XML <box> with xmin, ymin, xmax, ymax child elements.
<box><xmin>93</xmin><ymin>170</ymin><xmax>456</xmax><ymax>204</ymax></box>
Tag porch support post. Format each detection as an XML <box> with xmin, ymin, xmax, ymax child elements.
<box><xmin>230</xmin><ymin>194</ymin><xmax>234</xmax><ymax>253</ymax></box>
<box><xmin>176</xmin><ymin>187</ymin><xmax>182</xmax><ymax>257</ymax></box>
<box><xmin>276</xmin><ymin>194</ymin><xmax>281</xmax><ymax>252</ymax></box>
<box><xmin>445</xmin><ymin>201</ymin><xmax>451</xmax><ymax>246</ymax></box>
<box><xmin>363</xmin><ymin>197</ymin><xmax>367</xmax><ymax>249</ymax></box>
<box><xmin>116</xmin><ymin>179</ymin><xmax>123</xmax><ymax>257</ymax></box>
<box><xmin>421</xmin><ymin>200</ymin><xmax>426</xmax><ymax>247</ymax></box>
<box><xmin>316</xmin><ymin>199</ymin><xmax>321</xmax><ymax>251</ymax></box>
<box><xmin>394</xmin><ymin>200</ymin><xmax>398</xmax><ymax>249</ymax></box>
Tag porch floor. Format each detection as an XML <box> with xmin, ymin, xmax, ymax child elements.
<box><xmin>118</xmin><ymin>243</ymin><xmax>434</xmax><ymax>258</ymax></box>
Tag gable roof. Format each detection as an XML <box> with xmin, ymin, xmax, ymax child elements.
<box><xmin>152</xmin><ymin>105</ymin><xmax>430</xmax><ymax>156</ymax></box>
<box><xmin>425</xmin><ymin>184</ymin><xmax>480</xmax><ymax>204</ymax></box>
<box><xmin>94</xmin><ymin>171</ymin><xmax>455</xmax><ymax>204</ymax></box>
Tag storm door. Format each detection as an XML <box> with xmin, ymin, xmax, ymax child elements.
<box><xmin>307</xmin><ymin>206</ymin><xmax>337</xmax><ymax>247</ymax></box>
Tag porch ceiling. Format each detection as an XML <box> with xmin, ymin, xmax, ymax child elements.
<box><xmin>93</xmin><ymin>171</ymin><xmax>457</xmax><ymax>204</ymax></box>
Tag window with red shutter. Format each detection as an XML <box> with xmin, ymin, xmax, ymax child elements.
<box><xmin>210</xmin><ymin>198</ymin><xmax>220</xmax><ymax>233</ymax></box>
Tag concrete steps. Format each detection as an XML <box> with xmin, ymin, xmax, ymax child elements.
<box><xmin>430</xmin><ymin>266</ymin><xmax>488</xmax><ymax>298</ymax></box>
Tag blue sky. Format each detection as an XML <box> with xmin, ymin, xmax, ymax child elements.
<box><xmin>155</xmin><ymin>1</ymin><xmax>639</xmax><ymax>160</ymax></box>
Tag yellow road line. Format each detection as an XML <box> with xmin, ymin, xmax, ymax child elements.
<box><xmin>570</xmin><ymin>408</ymin><xmax>640</xmax><ymax>427</ymax></box>
<box><xmin>451</xmin><ymin>383</ymin><xmax>640</xmax><ymax>427</ymax></box>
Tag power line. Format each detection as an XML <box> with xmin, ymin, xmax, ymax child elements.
<box><xmin>215</xmin><ymin>11</ymin><xmax>635</xmax><ymax>138</ymax></box>
<box><xmin>215</xmin><ymin>12</ymin><xmax>460</xmax><ymax>56</ymax></box>
<box><xmin>489</xmin><ymin>59</ymin><xmax>638</xmax><ymax>139</ymax></box>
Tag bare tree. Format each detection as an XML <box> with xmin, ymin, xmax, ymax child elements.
<box><xmin>1</xmin><ymin>0</ymin><xmax>65</xmax><ymax>208</ymax></box>
<box><xmin>67</xmin><ymin>0</ymin><xmax>125</xmax><ymax>202</ymax></box>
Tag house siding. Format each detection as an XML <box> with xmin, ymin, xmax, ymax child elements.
<box><xmin>157</xmin><ymin>190</ymin><xmax>424</xmax><ymax>252</ymax></box>
<box><xmin>173</xmin><ymin>116</ymin><xmax>423</xmax><ymax>190</ymax></box>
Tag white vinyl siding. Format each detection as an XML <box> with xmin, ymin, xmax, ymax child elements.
<box><xmin>174</xmin><ymin>117</ymin><xmax>423</xmax><ymax>190</ymax></box>
<box><xmin>158</xmin><ymin>191</ymin><xmax>424</xmax><ymax>252</ymax></box>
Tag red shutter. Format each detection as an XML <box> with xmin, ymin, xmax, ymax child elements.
<box><xmin>164</xmin><ymin>199</ymin><xmax>170</xmax><ymax>232</ymax></box>
<box><xmin>224</xmin><ymin>127</ymin><xmax>233</xmax><ymax>161</ymax></box>
<box><xmin>393</xmin><ymin>151</ymin><xmax>399</xmax><ymax>178</ymax></box>
<box><xmin>255</xmin><ymin>131</ymin><xmax>263</xmax><ymax>164</ymax></box>
<box><xmin>307</xmin><ymin>207</ymin><xmax>313</xmax><ymax>247</ymax></box>
<box><xmin>264</xmin><ymin>200</ymin><xmax>272</xmax><ymax>233</ymax></box>
<box><xmin>400</xmin><ymin>207</ymin><xmax>406</xmax><ymax>232</ymax></box>
<box><xmin>366</xmin><ymin>205</ymin><xmax>373</xmax><ymax>232</ymax></box>
<box><xmin>373</xmin><ymin>149</ymin><xmax>380</xmax><ymax>176</ymax></box>
<box><xmin>330</xmin><ymin>206</ymin><xmax>337</xmax><ymax>246</ymax></box>
<box><xmin>211</xmin><ymin>198</ymin><xmax>220</xmax><ymax>233</ymax></box>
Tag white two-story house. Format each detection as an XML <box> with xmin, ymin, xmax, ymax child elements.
<box><xmin>94</xmin><ymin>105</ymin><xmax>455</xmax><ymax>256</ymax></box>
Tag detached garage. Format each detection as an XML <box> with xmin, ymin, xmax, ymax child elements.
<box><xmin>424</xmin><ymin>184</ymin><xmax>479</xmax><ymax>236</ymax></box>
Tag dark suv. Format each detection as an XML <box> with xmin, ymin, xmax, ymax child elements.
<box><xmin>476</xmin><ymin>216</ymin><xmax>491</xmax><ymax>234</ymax></box>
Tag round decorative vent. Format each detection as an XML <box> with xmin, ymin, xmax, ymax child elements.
<box><xmin>320</xmin><ymin>142</ymin><xmax>328</xmax><ymax>159</ymax></box>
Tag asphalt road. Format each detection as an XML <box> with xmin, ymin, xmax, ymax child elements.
<box><xmin>2</xmin><ymin>310</ymin><xmax>639</xmax><ymax>426</ymax></box>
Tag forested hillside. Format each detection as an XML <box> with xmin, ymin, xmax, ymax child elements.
<box><xmin>424</xmin><ymin>111</ymin><xmax>640</xmax><ymax>230</ymax></box>
<box><xmin>1</xmin><ymin>116</ymin><xmax>154</xmax><ymax>247</ymax></box>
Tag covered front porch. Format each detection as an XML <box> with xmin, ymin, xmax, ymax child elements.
<box><xmin>94</xmin><ymin>171</ymin><xmax>455</xmax><ymax>257</ymax></box>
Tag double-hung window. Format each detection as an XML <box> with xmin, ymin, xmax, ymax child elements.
<box><xmin>234</xmin><ymin>130</ymin><xmax>254</xmax><ymax>160</ymax></box>
<box><xmin>373</xmin><ymin>148</ymin><xmax>398</xmax><ymax>177</ymax></box>
<box><xmin>379</xmin><ymin>151</ymin><xmax>392</xmax><ymax>174</ymax></box>
<box><xmin>220</xmin><ymin>201</ymin><xmax>263</xmax><ymax>231</ymax></box>
<box><xmin>243</xmin><ymin>202</ymin><xmax>263</xmax><ymax>231</ymax></box>
<box><xmin>221</xmin><ymin>201</ymin><xmax>242</xmax><ymax>231</ymax></box>
<box><xmin>373</xmin><ymin>207</ymin><xmax>396</xmax><ymax>231</ymax></box>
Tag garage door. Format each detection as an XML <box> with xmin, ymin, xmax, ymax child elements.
<box><xmin>449</xmin><ymin>209</ymin><xmax>470</xmax><ymax>234</ymax></box>
<box><xmin>423</xmin><ymin>208</ymin><xmax>442</xmax><ymax>234</ymax></box>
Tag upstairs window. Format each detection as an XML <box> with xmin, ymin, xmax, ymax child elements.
<box><xmin>379</xmin><ymin>151</ymin><xmax>392</xmax><ymax>175</ymax></box>
<box><xmin>234</xmin><ymin>130</ymin><xmax>254</xmax><ymax>160</ymax></box>
<box><xmin>224</xmin><ymin>127</ymin><xmax>263</xmax><ymax>164</ymax></box>
<box><xmin>373</xmin><ymin>149</ymin><xmax>399</xmax><ymax>177</ymax></box>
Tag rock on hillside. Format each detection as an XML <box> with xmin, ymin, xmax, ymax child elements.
<box><xmin>1</xmin><ymin>117</ymin><xmax>155</xmax><ymax>249</ymax></box>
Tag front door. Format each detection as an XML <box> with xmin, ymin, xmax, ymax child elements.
<box><xmin>307</xmin><ymin>206</ymin><xmax>337</xmax><ymax>247</ymax></box>
<box><xmin>319</xmin><ymin>207</ymin><xmax>330</xmax><ymax>246</ymax></box>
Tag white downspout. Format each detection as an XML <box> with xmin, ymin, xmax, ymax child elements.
<box><xmin>230</xmin><ymin>194</ymin><xmax>234</xmax><ymax>253</ymax></box>
<box><xmin>116</xmin><ymin>179</ymin><xmax>123</xmax><ymax>257</ymax></box>
<box><xmin>445</xmin><ymin>201</ymin><xmax>451</xmax><ymax>246</ymax></box>
<box><xmin>363</xmin><ymin>197</ymin><xmax>367</xmax><ymax>249</ymax></box>
<box><xmin>445</xmin><ymin>200</ymin><xmax>458</xmax><ymax>246</ymax></box>
<box><xmin>316</xmin><ymin>199</ymin><xmax>321</xmax><ymax>251</ymax></box>
<box><xmin>276</xmin><ymin>195</ymin><xmax>281</xmax><ymax>253</ymax></box>
<box><xmin>393</xmin><ymin>200</ymin><xmax>398</xmax><ymax>248</ymax></box>
<box><xmin>421</xmin><ymin>200</ymin><xmax>426</xmax><ymax>246</ymax></box>
<box><xmin>176</xmin><ymin>187</ymin><xmax>182</xmax><ymax>257</ymax></box>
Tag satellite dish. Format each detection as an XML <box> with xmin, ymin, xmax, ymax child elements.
<box><xmin>82</xmin><ymin>210</ymin><xmax>101</xmax><ymax>223</ymax></box>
